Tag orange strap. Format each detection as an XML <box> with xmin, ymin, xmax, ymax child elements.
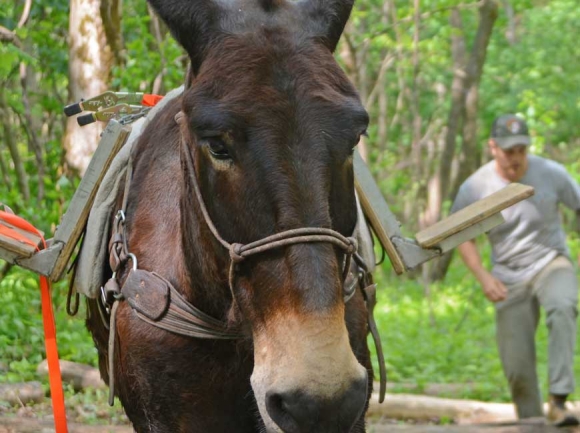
<box><xmin>40</xmin><ymin>275</ymin><xmax>68</xmax><ymax>432</ymax></box>
<box><xmin>141</xmin><ymin>94</ymin><xmax>164</xmax><ymax>107</ymax></box>
<box><xmin>0</xmin><ymin>211</ymin><xmax>45</xmax><ymax>245</ymax></box>
<box><xmin>0</xmin><ymin>225</ymin><xmax>39</xmax><ymax>248</ymax></box>
<box><xmin>0</xmin><ymin>212</ymin><xmax>68</xmax><ymax>433</ymax></box>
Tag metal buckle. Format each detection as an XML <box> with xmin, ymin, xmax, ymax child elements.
<box><xmin>100</xmin><ymin>285</ymin><xmax>109</xmax><ymax>313</ymax></box>
<box><xmin>127</xmin><ymin>253</ymin><xmax>138</xmax><ymax>271</ymax></box>
<box><xmin>115</xmin><ymin>210</ymin><xmax>126</xmax><ymax>225</ymax></box>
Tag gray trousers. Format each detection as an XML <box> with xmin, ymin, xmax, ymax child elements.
<box><xmin>495</xmin><ymin>255</ymin><xmax>578</xmax><ymax>419</ymax></box>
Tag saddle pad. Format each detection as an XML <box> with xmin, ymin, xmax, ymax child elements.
<box><xmin>74</xmin><ymin>86</ymin><xmax>184</xmax><ymax>298</ymax></box>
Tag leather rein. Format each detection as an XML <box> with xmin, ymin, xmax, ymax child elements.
<box><xmin>99</xmin><ymin>109</ymin><xmax>387</xmax><ymax>405</ymax></box>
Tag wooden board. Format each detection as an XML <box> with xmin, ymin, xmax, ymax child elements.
<box><xmin>353</xmin><ymin>152</ymin><xmax>406</xmax><ymax>274</ymax></box>
<box><xmin>415</xmin><ymin>183</ymin><xmax>534</xmax><ymax>249</ymax></box>
<box><xmin>49</xmin><ymin>121</ymin><xmax>130</xmax><ymax>281</ymax></box>
<box><xmin>435</xmin><ymin>212</ymin><xmax>504</xmax><ymax>253</ymax></box>
<box><xmin>0</xmin><ymin>220</ymin><xmax>43</xmax><ymax>258</ymax></box>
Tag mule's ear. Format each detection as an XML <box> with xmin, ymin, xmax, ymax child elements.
<box><xmin>299</xmin><ymin>0</ymin><xmax>355</xmax><ymax>52</ymax></box>
<box><xmin>147</xmin><ymin>0</ymin><xmax>223</xmax><ymax>74</ymax></box>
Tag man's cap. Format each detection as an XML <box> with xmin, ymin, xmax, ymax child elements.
<box><xmin>491</xmin><ymin>114</ymin><xmax>531</xmax><ymax>149</ymax></box>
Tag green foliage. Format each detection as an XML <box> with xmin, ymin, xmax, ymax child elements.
<box><xmin>346</xmin><ymin>0</ymin><xmax>580</xmax><ymax>230</ymax></box>
<box><xmin>0</xmin><ymin>270</ymin><xmax>97</xmax><ymax>384</ymax></box>
<box><xmin>481</xmin><ymin>0</ymin><xmax>580</xmax><ymax>156</ymax></box>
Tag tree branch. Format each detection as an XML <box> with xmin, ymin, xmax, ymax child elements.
<box><xmin>0</xmin><ymin>91</ymin><xmax>30</xmax><ymax>201</ymax></box>
<box><xmin>365</xmin><ymin>54</ymin><xmax>395</xmax><ymax>110</ymax></box>
<box><xmin>438</xmin><ymin>8</ymin><xmax>468</xmax><ymax>208</ymax></box>
<box><xmin>0</xmin><ymin>142</ymin><xmax>12</xmax><ymax>189</ymax></box>
<box><xmin>17</xmin><ymin>0</ymin><xmax>33</xmax><ymax>29</ymax></box>
<box><xmin>100</xmin><ymin>0</ymin><xmax>124</xmax><ymax>66</ymax></box>
<box><xmin>0</xmin><ymin>25</ymin><xmax>21</xmax><ymax>47</ymax></box>
<box><xmin>362</xmin><ymin>1</ymin><xmax>485</xmax><ymax>45</ymax></box>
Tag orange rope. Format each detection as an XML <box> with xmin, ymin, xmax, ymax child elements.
<box><xmin>0</xmin><ymin>211</ymin><xmax>68</xmax><ymax>433</ymax></box>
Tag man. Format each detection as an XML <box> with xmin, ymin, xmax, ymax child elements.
<box><xmin>452</xmin><ymin>114</ymin><xmax>580</xmax><ymax>426</ymax></box>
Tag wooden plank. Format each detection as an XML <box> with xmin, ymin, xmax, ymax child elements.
<box><xmin>391</xmin><ymin>237</ymin><xmax>441</xmax><ymax>270</ymax></box>
<box><xmin>415</xmin><ymin>183</ymin><xmax>534</xmax><ymax>248</ymax></box>
<box><xmin>16</xmin><ymin>242</ymin><xmax>64</xmax><ymax>276</ymax></box>
<box><xmin>49</xmin><ymin>121</ymin><xmax>130</xmax><ymax>281</ymax></box>
<box><xmin>353</xmin><ymin>152</ymin><xmax>406</xmax><ymax>274</ymax></box>
<box><xmin>0</xmin><ymin>220</ymin><xmax>43</xmax><ymax>258</ymax></box>
<box><xmin>0</xmin><ymin>233</ymin><xmax>37</xmax><ymax>258</ymax></box>
<box><xmin>0</xmin><ymin>247</ymin><xmax>24</xmax><ymax>264</ymax></box>
<box><xmin>436</xmin><ymin>212</ymin><xmax>504</xmax><ymax>253</ymax></box>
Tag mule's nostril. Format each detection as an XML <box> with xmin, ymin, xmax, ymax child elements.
<box><xmin>265</xmin><ymin>374</ymin><xmax>368</xmax><ymax>433</ymax></box>
<box><xmin>265</xmin><ymin>391</ymin><xmax>300</xmax><ymax>433</ymax></box>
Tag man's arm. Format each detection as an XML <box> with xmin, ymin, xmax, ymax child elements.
<box><xmin>576</xmin><ymin>209</ymin><xmax>580</xmax><ymax>267</ymax></box>
<box><xmin>457</xmin><ymin>240</ymin><xmax>507</xmax><ymax>303</ymax></box>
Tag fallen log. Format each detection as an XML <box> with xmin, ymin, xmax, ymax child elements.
<box><xmin>367</xmin><ymin>392</ymin><xmax>517</xmax><ymax>424</ymax></box>
<box><xmin>368</xmin><ymin>420</ymin><xmax>580</xmax><ymax>432</ymax></box>
<box><xmin>386</xmin><ymin>382</ymin><xmax>482</xmax><ymax>399</ymax></box>
<box><xmin>0</xmin><ymin>382</ymin><xmax>44</xmax><ymax>406</ymax></box>
<box><xmin>37</xmin><ymin>360</ymin><xmax>106</xmax><ymax>392</ymax></box>
<box><xmin>368</xmin><ymin>391</ymin><xmax>580</xmax><ymax>426</ymax></box>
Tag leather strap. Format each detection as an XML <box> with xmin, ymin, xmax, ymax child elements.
<box><xmin>123</xmin><ymin>270</ymin><xmax>241</xmax><ymax>339</ymax></box>
<box><xmin>363</xmin><ymin>283</ymin><xmax>387</xmax><ymax>403</ymax></box>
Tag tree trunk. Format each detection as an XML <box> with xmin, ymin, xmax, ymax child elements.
<box><xmin>19</xmin><ymin>62</ymin><xmax>45</xmax><ymax>201</ymax></box>
<box><xmin>428</xmin><ymin>0</ymin><xmax>498</xmax><ymax>282</ymax></box>
<box><xmin>63</xmin><ymin>0</ymin><xmax>120</xmax><ymax>174</ymax></box>
<box><xmin>424</xmin><ymin>9</ymin><xmax>467</xmax><ymax>230</ymax></box>
<box><xmin>0</xmin><ymin>145</ymin><xmax>11</xmax><ymax>189</ymax></box>
<box><xmin>450</xmin><ymin>0</ymin><xmax>498</xmax><ymax>200</ymax></box>
<box><xmin>0</xmin><ymin>91</ymin><xmax>29</xmax><ymax>201</ymax></box>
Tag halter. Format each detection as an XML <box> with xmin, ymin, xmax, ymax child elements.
<box><xmin>176</xmin><ymin>110</ymin><xmax>360</xmax><ymax>305</ymax></box>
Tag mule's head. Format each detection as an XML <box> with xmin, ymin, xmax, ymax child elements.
<box><xmin>148</xmin><ymin>0</ymin><xmax>370</xmax><ymax>431</ymax></box>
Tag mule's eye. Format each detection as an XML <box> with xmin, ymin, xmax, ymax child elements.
<box><xmin>206</xmin><ymin>137</ymin><xmax>231</xmax><ymax>160</ymax></box>
<box><xmin>351</xmin><ymin>129</ymin><xmax>368</xmax><ymax>153</ymax></box>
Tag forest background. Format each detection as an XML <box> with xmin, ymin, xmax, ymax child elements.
<box><xmin>1</xmin><ymin>0</ymin><xmax>579</xmax><ymax>424</ymax></box>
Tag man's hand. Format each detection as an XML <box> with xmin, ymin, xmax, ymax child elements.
<box><xmin>479</xmin><ymin>273</ymin><xmax>508</xmax><ymax>303</ymax></box>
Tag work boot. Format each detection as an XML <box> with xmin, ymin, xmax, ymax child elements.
<box><xmin>547</xmin><ymin>395</ymin><xmax>579</xmax><ymax>427</ymax></box>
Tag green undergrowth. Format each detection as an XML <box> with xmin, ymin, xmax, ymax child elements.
<box><xmin>1</xmin><ymin>239</ymin><xmax>579</xmax><ymax>413</ymax></box>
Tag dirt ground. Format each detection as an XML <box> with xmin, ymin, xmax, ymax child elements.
<box><xmin>1</xmin><ymin>416</ymin><xmax>580</xmax><ymax>433</ymax></box>
<box><xmin>1</xmin><ymin>392</ymin><xmax>579</xmax><ymax>433</ymax></box>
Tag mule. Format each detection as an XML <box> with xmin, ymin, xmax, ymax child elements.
<box><xmin>86</xmin><ymin>0</ymin><xmax>376</xmax><ymax>431</ymax></box>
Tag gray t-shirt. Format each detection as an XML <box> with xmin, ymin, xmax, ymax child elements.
<box><xmin>452</xmin><ymin>155</ymin><xmax>580</xmax><ymax>284</ymax></box>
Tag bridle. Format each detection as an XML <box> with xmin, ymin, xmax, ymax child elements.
<box><xmin>176</xmin><ymin>110</ymin><xmax>362</xmax><ymax>304</ymax></box>
<box><xmin>100</xmin><ymin>103</ymin><xmax>386</xmax><ymax>406</ymax></box>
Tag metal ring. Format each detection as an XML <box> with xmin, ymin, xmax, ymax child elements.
<box><xmin>100</xmin><ymin>286</ymin><xmax>108</xmax><ymax>306</ymax></box>
<box><xmin>116</xmin><ymin>210</ymin><xmax>126</xmax><ymax>223</ymax></box>
<box><xmin>127</xmin><ymin>253</ymin><xmax>138</xmax><ymax>270</ymax></box>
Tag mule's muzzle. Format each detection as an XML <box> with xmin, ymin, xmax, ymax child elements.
<box><xmin>265</xmin><ymin>373</ymin><xmax>368</xmax><ymax>433</ymax></box>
